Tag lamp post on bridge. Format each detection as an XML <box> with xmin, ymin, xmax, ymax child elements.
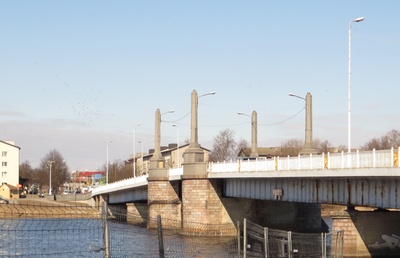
<box><xmin>348</xmin><ymin>16</ymin><xmax>365</xmax><ymax>153</ymax></box>
<box><xmin>237</xmin><ymin>111</ymin><xmax>259</xmax><ymax>158</ymax></box>
<box><xmin>103</xmin><ymin>140</ymin><xmax>112</xmax><ymax>184</ymax></box>
<box><xmin>173</xmin><ymin>124</ymin><xmax>180</xmax><ymax>167</ymax></box>
<box><xmin>47</xmin><ymin>160</ymin><xmax>54</xmax><ymax>195</ymax></box>
<box><xmin>133</xmin><ymin>123</ymin><xmax>140</xmax><ymax>177</ymax></box>
<box><xmin>289</xmin><ymin>92</ymin><xmax>317</xmax><ymax>155</ymax></box>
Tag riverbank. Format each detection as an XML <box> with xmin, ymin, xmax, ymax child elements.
<box><xmin>0</xmin><ymin>194</ymin><xmax>100</xmax><ymax>219</ymax></box>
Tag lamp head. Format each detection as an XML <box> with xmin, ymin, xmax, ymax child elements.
<box><xmin>354</xmin><ymin>17</ymin><xmax>365</xmax><ymax>22</ymax></box>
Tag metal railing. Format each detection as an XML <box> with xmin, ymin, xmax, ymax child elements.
<box><xmin>209</xmin><ymin>147</ymin><xmax>400</xmax><ymax>174</ymax></box>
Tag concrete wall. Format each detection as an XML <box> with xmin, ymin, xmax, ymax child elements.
<box><xmin>331</xmin><ymin>209</ymin><xmax>400</xmax><ymax>257</ymax></box>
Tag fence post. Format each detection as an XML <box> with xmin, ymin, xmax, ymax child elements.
<box><xmin>243</xmin><ymin>218</ymin><xmax>247</xmax><ymax>258</ymax></box>
<box><xmin>373</xmin><ymin>148</ymin><xmax>376</xmax><ymax>168</ymax></box>
<box><xmin>287</xmin><ymin>231</ymin><xmax>292</xmax><ymax>258</ymax></box>
<box><xmin>157</xmin><ymin>215</ymin><xmax>165</xmax><ymax>258</ymax></box>
<box><xmin>264</xmin><ymin>227</ymin><xmax>268</xmax><ymax>258</ymax></box>
<box><xmin>356</xmin><ymin>150</ymin><xmax>359</xmax><ymax>168</ymax></box>
<box><xmin>102</xmin><ymin>202</ymin><xmax>110</xmax><ymax>258</ymax></box>
<box><xmin>391</xmin><ymin>147</ymin><xmax>394</xmax><ymax>167</ymax></box>
<box><xmin>321</xmin><ymin>232</ymin><xmax>325</xmax><ymax>258</ymax></box>
<box><xmin>237</xmin><ymin>221</ymin><xmax>241</xmax><ymax>258</ymax></box>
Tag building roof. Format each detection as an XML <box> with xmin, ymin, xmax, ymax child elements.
<box><xmin>0</xmin><ymin>140</ymin><xmax>21</xmax><ymax>150</ymax></box>
<box><xmin>238</xmin><ymin>147</ymin><xmax>283</xmax><ymax>158</ymax></box>
<box><xmin>79</xmin><ymin>171</ymin><xmax>105</xmax><ymax>177</ymax></box>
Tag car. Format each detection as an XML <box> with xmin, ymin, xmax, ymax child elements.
<box><xmin>0</xmin><ymin>197</ymin><xmax>9</xmax><ymax>204</ymax></box>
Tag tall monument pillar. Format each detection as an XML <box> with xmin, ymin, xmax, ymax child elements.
<box><xmin>300</xmin><ymin>92</ymin><xmax>318</xmax><ymax>155</ymax></box>
<box><xmin>249</xmin><ymin>110</ymin><xmax>259</xmax><ymax>158</ymax></box>
<box><xmin>182</xmin><ymin>90</ymin><xmax>207</xmax><ymax>178</ymax></box>
<box><xmin>149</xmin><ymin>108</ymin><xmax>168</xmax><ymax>179</ymax></box>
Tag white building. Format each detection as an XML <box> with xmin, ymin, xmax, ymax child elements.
<box><xmin>0</xmin><ymin>140</ymin><xmax>20</xmax><ymax>187</ymax></box>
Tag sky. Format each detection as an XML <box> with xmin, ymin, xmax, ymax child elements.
<box><xmin>1</xmin><ymin>1</ymin><xmax>399</xmax><ymax>172</ymax></box>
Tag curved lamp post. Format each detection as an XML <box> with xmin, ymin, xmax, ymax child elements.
<box><xmin>103</xmin><ymin>140</ymin><xmax>112</xmax><ymax>184</ymax></box>
<box><xmin>348</xmin><ymin>16</ymin><xmax>365</xmax><ymax>153</ymax></box>
<box><xmin>47</xmin><ymin>160</ymin><xmax>54</xmax><ymax>195</ymax></box>
<box><xmin>133</xmin><ymin>123</ymin><xmax>140</xmax><ymax>177</ymax></box>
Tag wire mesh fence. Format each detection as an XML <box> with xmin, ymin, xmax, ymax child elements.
<box><xmin>0</xmin><ymin>201</ymin><xmax>239</xmax><ymax>257</ymax></box>
<box><xmin>242</xmin><ymin>219</ymin><xmax>344</xmax><ymax>258</ymax></box>
<box><xmin>0</xmin><ymin>201</ymin><xmax>343</xmax><ymax>257</ymax></box>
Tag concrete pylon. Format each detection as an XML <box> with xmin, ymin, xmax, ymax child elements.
<box><xmin>183</xmin><ymin>90</ymin><xmax>207</xmax><ymax>178</ymax></box>
<box><xmin>299</xmin><ymin>93</ymin><xmax>318</xmax><ymax>155</ymax></box>
<box><xmin>249</xmin><ymin>110</ymin><xmax>259</xmax><ymax>158</ymax></box>
<box><xmin>149</xmin><ymin>108</ymin><xmax>168</xmax><ymax>179</ymax></box>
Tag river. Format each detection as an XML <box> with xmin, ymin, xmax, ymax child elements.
<box><xmin>0</xmin><ymin>218</ymin><xmax>238</xmax><ymax>257</ymax></box>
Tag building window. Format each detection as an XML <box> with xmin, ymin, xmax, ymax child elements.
<box><xmin>1</xmin><ymin>162</ymin><xmax>7</xmax><ymax>167</ymax></box>
<box><xmin>1</xmin><ymin>172</ymin><xmax>6</xmax><ymax>178</ymax></box>
<box><xmin>1</xmin><ymin>151</ymin><xmax>6</xmax><ymax>157</ymax></box>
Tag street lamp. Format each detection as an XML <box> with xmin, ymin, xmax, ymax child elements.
<box><xmin>289</xmin><ymin>92</ymin><xmax>317</xmax><ymax>155</ymax></box>
<box><xmin>173</xmin><ymin>124</ymin><xmax>180</xmax><ymax>167</ymax></box>
<box><xmin>133</xmin><ymin>123</ymin><xmax>140</xmax><ymax>177</ymax></box>
<box><xmin>199</xmin><ymin>91</ymin><xmax>216</xmax><ymax>98</ymax></box>
<box><xmin>348</xmin><ymin>16</ymin><xmax>365</xmax><ymax>153</ymax></box>
<box><xmin>103</xmin><ymin>140</ymin><xmax>112</xmax><ymax>184</ymax></box>
<box><xmin>237</xmin><ymin>111</ymin><xmax>258</xmax><ymax>158</ymax></box>
<box><xmin>47</xmin><ymin>160</ymin><xmax>54</xmax><ymax>195</ymax></box>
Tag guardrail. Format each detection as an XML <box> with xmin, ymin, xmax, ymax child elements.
<box><xmin>209</xmin><ymin>147</ymin><xmax>400</xmax><ymax>174</ymax></box>
<box><xmin>92</xmin><ymin>174</ymin><xmax>148</xmax><ymax>195</ymax></box>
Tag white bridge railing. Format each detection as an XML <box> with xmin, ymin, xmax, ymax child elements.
<box><xmin>92</xmin><ymin>148</ymin><xmax>399</xmax><ymax>195</ymax></box>
<box><xmin>208</xmin><ymin>147</ymin><xmax>400</xmax><ymax>174</ymax></box>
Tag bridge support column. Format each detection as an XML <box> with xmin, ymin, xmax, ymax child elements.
<box><xmin>331</xmin><ymin>209</ymin><xmax>400</xmax><ymax>257</ymax></box>
<box><xmin>182</xmin><ymin>162</ymin><xmax>236</xmax><ymax>235</ymax></box>
<box><xmin>147</xmin><ymin>168</ymin><xmax>182</xmax><ymax>229</ymax></box>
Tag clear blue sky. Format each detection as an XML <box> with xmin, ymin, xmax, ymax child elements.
<box><xmin>1</xmin><ymin>1</ymin><xmax>399</xmax><ymax>171</ymax></box>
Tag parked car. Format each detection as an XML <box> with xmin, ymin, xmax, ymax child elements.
<box><xmin>0</xmin><ymin>197</ymin><xmax>9</xmax><ymax>204</ymax></box>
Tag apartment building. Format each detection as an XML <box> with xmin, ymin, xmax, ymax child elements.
<box><xmin>0</xmin><ymin>140</ymin><xmax>21</xmax><ymax>191</ymax></box>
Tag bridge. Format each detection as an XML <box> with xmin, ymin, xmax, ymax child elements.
<box><xmin>92</xmin><ymin>147</ymin><xmax>400</xmax><ymax>209</ymax></box>
<box><xmin>91</xmin><ymin>90</ymin><xmax>400</xmax><ymax>256</ymax></box>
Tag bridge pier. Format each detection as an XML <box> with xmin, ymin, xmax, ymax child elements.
<box><xmin>331</xmin><ymin>209</ymin><xmax>400</xmax><ymax>257</ymax></box>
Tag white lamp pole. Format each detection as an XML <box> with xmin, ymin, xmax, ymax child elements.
<box><xmin>348</xmin><ymin>16</ymin><xmax>365</xmax><ymax>153</ymax></box>
<box><xmin>133</xmin><ymin>123</ymin><xmax>140</xmax><ymax>177</ymax></box>
<box><xmin>138</xmin><ymin>140</ymin><xmax>144</xmax><ymax>174</ymax></box>
<box><xmin>47</xmin><ymin>160</ymin><xmax>54</xmax><ymax>195</ymax></box>
<box><xmin>173</xmin><ymin>124</ymin><xmax>179</xmax><ymax>167</ymax></box>
<box><xmin>104</xmin><ymin>140</ymin><xmax>112</xmax><ymax>184</ymax></box>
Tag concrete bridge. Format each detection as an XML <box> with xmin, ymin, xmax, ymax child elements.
<box><xmin>91</xmin><ymin>90</ymin><xmax>400</xmax><ymax>256</ymax></box>
<box><xmin>93</xmin><ymin>148</ymin><xmax>400</xmax><ymax>209</ymax></box>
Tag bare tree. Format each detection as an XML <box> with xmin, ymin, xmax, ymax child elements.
<box><xmin>39</xmin><ymin>149</ymin><xmax>69</xmax><ymax>194</ymax></box>
<box><xmin>362</xmin><ymin>130</ymin><xmax>400</xmax><ymax>150</ymax></box>
<box><xmin>19</xmin><ymin>161</ymin><xmax>34</xmax><ymax>181</ymax></box>
<box><xmin>236</xmin><ymin>138</ymin><xmax>250</xmax><ymax>156</ymax></box>
<box><xmin>280</xmin><ymin>138</ymin><xmax>303</xmax><ymax>156</ymax></box>
<box><xmin>210</xmin><ymin>129</ymin><xmax>237</xmax><ymax>162</ymax></box>
<box><xmin>106</xmin><ymin>160</ymin><xmax>131</xmax><ymax>183</ymax></box>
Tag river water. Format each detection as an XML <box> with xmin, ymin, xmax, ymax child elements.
<box><xmin>0</xmin><ymin>218</ymin><xmax>238</xmax><ymax>257</ymax></box>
